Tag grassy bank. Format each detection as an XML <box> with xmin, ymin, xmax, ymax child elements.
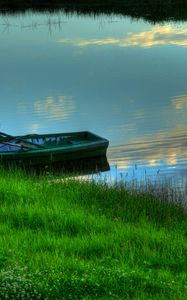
<box><xmin>0</xmin><ymin>168</ymin><xmax>186</xmax><ymax>299</ymax></box>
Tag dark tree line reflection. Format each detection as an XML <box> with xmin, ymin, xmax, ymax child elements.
<box><xmin>1</xmin><ymin>0</ymin><xmax>187</xmax><ymax>23</ymax></box>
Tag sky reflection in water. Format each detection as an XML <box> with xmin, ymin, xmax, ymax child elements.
<box><xmin>0</xmin><ymin>12</ymin><xmax>187</xmax><ymax>186</ymax></box>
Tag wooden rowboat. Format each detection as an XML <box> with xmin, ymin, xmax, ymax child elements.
<box><xmin>0</xmin><ymin>131</ymin><xmax>109</xmax><ymax>166</ymax></box>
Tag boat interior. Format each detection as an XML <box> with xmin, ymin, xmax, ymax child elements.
<box><xmin>0</xmin><ymin>132</ymin><xmax>102</xmax><ymax>152</ymax></box>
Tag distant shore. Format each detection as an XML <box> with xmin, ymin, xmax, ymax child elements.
<box><xmin>1</xmin><ymin>0</ymin><xmax>187</xmax><ymax>22</ymax></box>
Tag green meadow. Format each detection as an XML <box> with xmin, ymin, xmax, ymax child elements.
<box><xmin>0</xmin><ymin>168</ymin><xmax>186</xmax><ymax>299</ymax></box>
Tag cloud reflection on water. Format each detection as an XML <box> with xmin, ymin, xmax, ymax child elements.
<box><xmin>29</xmin><ymin>123</ymin><xmax>41</xmax><ymax>132</ymax></box>
<box><xmin>172</xmin><ymin>94</ymin><xmax>187</xmax><ymax>110</ymax></box>
<box><xmin>18</xmin><ymin>95</ymin><xmax>75</xmax><ymax>123</ymax></box>
<box><xmin>34</xmin><ymin>96</ymin><xmax>75</xmax><ymax>121</ymax></box>
<box><xmin>108</xmin><ymin>125</ymin><xmax>187</xmax><ymax>170</ymax></box>
<box><xmin>122</xmin><ymin>25</ymin><xmax>187</xmax><ymax>47</ymax></box>
<box><xmin>58</xmin><ymin>25</ymin><xmax>187</xmax><ymax>48</ymax></box>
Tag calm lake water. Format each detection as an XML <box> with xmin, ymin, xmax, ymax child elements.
<box><xmin>0</xmin><ymin>11</ymin><xmax>187</xmax><ymax>189</ymax></box>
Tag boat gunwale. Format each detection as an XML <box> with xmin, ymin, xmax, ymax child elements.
<box><xmin>0</xmin><ymin>131</ymin><xmax>109</xmax><ymax>157</ymax></box>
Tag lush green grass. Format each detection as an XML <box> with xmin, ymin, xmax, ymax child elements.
<box><xmin>0</xmin><ymin>167</ymin><xmax>186</xmax><ymax>299</ymax></box>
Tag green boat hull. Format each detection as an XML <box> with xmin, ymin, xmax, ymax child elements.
<box><xmin>0</xmin><ymin>131</ymin><xmax>109</xmax><ymax>166</ymax></box>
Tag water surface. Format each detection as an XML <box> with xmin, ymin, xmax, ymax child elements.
<box><xmin>0</xmin><ymin>11</ymin><xmax>187</xmax><ymax>188</ymax></box>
